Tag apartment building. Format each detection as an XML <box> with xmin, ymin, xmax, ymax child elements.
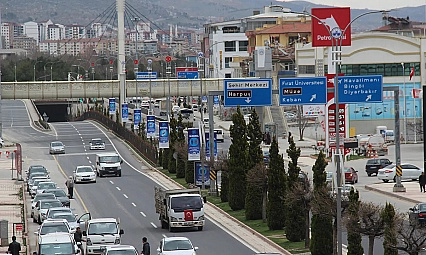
<box><xmin>12</xmin><ymin>36</ymin><xmax>37</xmax><ymax>52</ymax></box>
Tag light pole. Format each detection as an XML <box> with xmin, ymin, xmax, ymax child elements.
<box><xmin>197</xmin><ymin>51</ymin><xmax>206</xmax><ymax>190</ymax></box>
<box><xmin>148</xmin><ymin>59</ymin><xmax>153</xmax><ymax>114</ymax></box>
<box><xmin>72</xmin><ymin>65</ymin><xmax>87</xmax><ymax>80</ymax></box>
<box><xmin>44</xmin><ymin>62</ymin><xmax>57</xmax><ymax>82</ymax></box>
<box><xmin>285</xmin><ymin>9</ymin><xmax>389</xmax><ymax>255</ymax></box>
<box><xmin>14</xmin><ymin>62</ymin><xmax>17</xmax><ymax>82</ymax></box>
<box><xmin>133</xmin><ymin>17</ymin><xmax>141</xmax><ymax>109</ymax></box>
<box><xmin>401</xmin><ymin>62</ymin><xmax>407</xmax><ymax>143</ymax></box>
<box><xmin>33</xmin><ymin>60</ymin><xmax>43</xmax><ymax>82</ymax></box>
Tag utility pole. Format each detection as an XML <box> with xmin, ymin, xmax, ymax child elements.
<box><xmin>117</xmin><ymin>0</ymin><xmax>126</xmax><ymax>123</ymax></box>
<box><xmin>198</xmin><ymin>52</ymin><xmax>206</xmax><ymax>190</ymax></box>
<box><xmin>133</xmin><ymin>17</ymin><xmax>140</xmax><ymax>109</ymax></box>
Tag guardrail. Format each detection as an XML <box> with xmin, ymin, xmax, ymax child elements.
<box><xmin>76</xmin><ymin>111</ymin><xmax>158</xmax><ymax>166</ymax></box>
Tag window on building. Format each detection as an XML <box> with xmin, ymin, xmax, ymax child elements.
<box><xmin>239</xmin><ymin>41</ymin><xmax>248</xmax><ymax>52</ymax></box>
<box><xmin>270</xmin><ymin>36</ymin><xmax>279</xmax><ymax>44</ymax></box>
<box><xmin>224</xmin><ymin>41</ymin><xmax>236</xmax><ymax>52</ymax></box>
<box><xmin>298</xmin><ymin>65</ymin><xmax>315</xmax><ymax>74</ymax></box>
<box><xmin>324</xmin><ymin>62</ymin><xmax>421</xmax><ymax>77</ymax></box>
<box><xmin>225</xmin><ymin>57</ymin><xmax>233</xmax><ymax>68</ymax></box>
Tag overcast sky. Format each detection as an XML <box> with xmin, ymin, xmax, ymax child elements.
<box><xmin>281</xmin><ymin>0</ymin><xmax>426</xmax><ymax>10</ymax></box>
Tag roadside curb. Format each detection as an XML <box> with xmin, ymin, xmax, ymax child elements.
<box><xmin>364</xmin><ymin>185</ymin><xmax>420</xmax><ymax>204</ymax></box>
<box><xmin>22</xmin><ymin>99</ymin><xmax>50</xmax><ymax>132</ymax></box>
<box><xmin>85</xmin><ymin>119</ymin><xmax>293</xmax><ymax>255</ymax></box>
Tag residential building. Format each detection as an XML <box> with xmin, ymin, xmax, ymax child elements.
<box><xmin>23</xmin><ymin>21</ymin><xmax>39</xmax><ymax>44</ymax></box>
<box><xmin>38</xmin><ymin>19</ymin><xmax>54</xmax><ymax>42</ymax></box>
<box><xmin>12</xmin><ymin>36</ymin><xmax>37</xmax><ymax>52</ymax></box>
<box><xmin>1</xmin><ymin>22</ymin><xmax>13</xmax><ymax>49</ymax></box>
<box><xmin>372</xmin><ymin>14</ymin><xmax>426</xmax><ymax>37</ymax></box>
<box><xmin>64</xmin><ymin>24</ymin><xmax>85</xmax><ymax>39</ymax></box>
<box><xmin>47</xmin><ymin>24</ymin><xmax>64</xmax><ymax>40</ymax></box>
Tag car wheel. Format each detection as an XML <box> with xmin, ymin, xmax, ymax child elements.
<box><xmin>197</xmin><ymin>226</ymin><xmax>203</xmax><ymax>231</ymax></box>
<box><xmin>367</xmin><ymin>173</ymin><xmax>372</xmax><ymax>177</ymax></box>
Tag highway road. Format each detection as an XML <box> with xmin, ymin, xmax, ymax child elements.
<box><xmin>2</xmin><ymin>100</ymin><xmax>254</xmax><ymax>254</ymax></box>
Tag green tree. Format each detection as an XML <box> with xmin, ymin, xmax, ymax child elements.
<box><xmin>267</xmin><ymin>136</ymin><xmax>286</xmax><ymax>230</ymax></box>
<box><xmin>176</xmin><ymin>113</ymin><xmax>186</xmax><ymax>178</ymax></box>
<box><xmin>245</xmin><ymin>108</ymin><xmax>264</xmax><ymax>220</ymax></box>
<box><xmin>220</xmin><ymin>170</ymin><xmax>229</xmax><ymax>202</ymax></box>
<box><xmin>228</xmin><ymin>106</ymin><xmax>248</xmax><ymax>210</ymax></box>
<box><xmin>168</xmin><ymin>115</ymin><xmax>178</xmax><ymax>174</ymax></box>
<box><xmin>158</xmin><ymin>149</ymin><xmax>163</xmax><ymax>167</ymax></box>
<box><xmin>310</xmin><ymin>151</ymin><xmax>333</xmax><ymax>255</ymax></box>
<box><xmin>162</xmin><ymin>148</ymin><xmax>169</xmax><ymax>169</ymax></box>
<box><xmin>382</xmin><ymin>203</ymin><xmax>397</xmax><ymax>255</ymax></box>
<box><xmin>347</xmin><ymin>188</ymin><xmax>364</xmax><ymax>255</ymax></box>
<box><xmin>185</xmin><ymin>157</ymin><xmax>195</xmax><ymax>184</ymax></box>
<box><xmin>285</xmin><ymin>136</ymin><xmax>305</xmax><ymax>241</ymax></box>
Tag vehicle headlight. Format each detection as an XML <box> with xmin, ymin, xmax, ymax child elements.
<box><xmin>87</xmin><ymin>238</ymin><xmax>92</xmax><ymax>246</ymax></box>
<box><xmin>192</xmin><ymin>252</ymin><xmax>196</xmax><ymax>255</ymax></box>
<box><xmin>117</xmin><ymin>166</ymin><xmax>121</xmax><ymax>170</ymax></box>
<box><xmin>198</xmin><ymin>215</ymin><xmax>204</xmax><ymax>221</ymax></box>
<box><xmin>114</xmin><ymin>237</ymin><xmax>120</xmax><ymax>244</ymax></box>
<box><xmin>171</xmin><ymin>217</ymin><xmax>178</xmax><ymax>221</ymax></box>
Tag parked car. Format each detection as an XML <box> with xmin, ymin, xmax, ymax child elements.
<box><xmin>31</xmin><ymin>193</ymin><xmax>56</xmax><ymax>218</ymax></box>
<box><xmin>26</xmin><ymin>165</ymin><xmax>49</xmax><ymax>181</ymax></box>
<box><xmin>50</xmin><ymin>213</ymin><xmax>79</xmax><ymax>231</ymax></box>
<box><xmin>365</xmin><ymin>158</ymin><xmax>392</xmax><ymax>176</ymax></box>
<box><xmin>409</xmin><ymin>203</ymin><xmax>426</xmax><ymax>226</ymax></box>
<box><xmin>36</xmin><ymin>181</ymin><xmax>57</xmax><ymax>195</ymax></box>
<box><xmin>344</xmin><ymin>167</ymin><xmax>358</xmax><ymax>184</ymax></box>
<box><xmin>33</xmin><ymin>199</ymin><xmax>63</xmax><ymax>224</ymax></box>
<box><xmin>27</xmin><ymin>173</ymin><xmax>49</xmax><ymax>192</ymax></box>
<box><xmin>43</xmin><ymin>207</ymin><xmax>73</xmax><ymax>222</ymax></box>
<box><xmin>43</xmin><ymin>189</ymin><xmax>70</xmax><ymax>207</ymax></box>
<box><xmin>377</xmin><ymin>163</ymin><xmax>423</xmax><ymax>183</ymax></box>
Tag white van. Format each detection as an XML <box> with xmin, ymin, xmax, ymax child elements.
<box><xmin>214</xmin><ymin>129</ymin><xmax>224</xmax><ymax>142</ymax></box>
<box><xmin>95</xmin><ymin>153</ymin><xmax>123</xmax><ymax>177</ymax></box>
<box><xmin>385</xmin><ymin>130</ymin><xmax>395</xmax><ymax>143</ymax></box>
<box><xmin>82</xmin><ymin>218</ymin><xmax>124</xmax><ymax>255</ymax></box>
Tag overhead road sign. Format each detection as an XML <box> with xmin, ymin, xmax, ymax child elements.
<box><xmin>136</xmin><ymin>72</ymin><xmax>157</xmax><ymax>80</ymax></box>
<box><xmin>338</xmin><ymin>75</ymin><xmax>383</xmax><ymax>104</ymax></box>
<box><xmin>177</xmin><ymin>71</ymin><xmax>198</xmax><ymax>79</ymax></box>
<box><xmin>279</xmin><ymin>77</ymin><xmax>327</xmax><ymax>105</ymax></box>
<box><xmin>223</xmin><ymin>79</ymin><xmax>272</xmax><ymax>107</ymax></box>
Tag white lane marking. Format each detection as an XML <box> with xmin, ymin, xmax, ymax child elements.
<box><xmin>162</xmin><ymin>234</ymin><xmax>167</xmax><ymax>238</ymax></box>
<box><xmin>131</xmin><ymin>202</ymin><xmax>136</xmax><ymax>207</ymax></box>
<box><xmin>109</xmin><ymin>181</ymin><xmax>114</xmax><ymax>184</ymax></box>
<box><xmin>88</xmin><ymin>161</ymin><xmax>92</xmax><ymax>164</ymax></box>
<box><xmin>150</xmin><ymin>222</ymin><xmax>157</xmax><ymax>228</ymax></box>
<box><xmin>86</xmin><ymin>156</ymin><xmax>89</xmax><ymax>160</ymax></box>
<box><xmin>123</xmin><ymin>194</ymin><xmax>128</xmax><ymax>199</ymax></box>
<box><xmin>140</xmin><ymin>212</ymin><xmax>146</xmax><ymax>217</ymax></box>
<box><xmin>82</xmin><ymin>142</ymin><xmax>85</xmax><ymax>145</ymax></box>
<box><xmin>116</xmin><ymin>187</ymin><xmax>121</xmax><ymax>191</ymax></box>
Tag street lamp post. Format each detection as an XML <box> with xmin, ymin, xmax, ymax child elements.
<box><xmin>401</xmin><ymin>62</ymin><xmax>407</xmax><ymax>143</ymax></box>
<box><xmin>33</xmin><ymin>60</ymin><xmax>43</xmax><ymax>82</ymax></box>
<box><xmin>148</xmin><ymin>59</ymin><xmax>153</xmax><ymax>114</ymax></box>
<box><xmin>44</xmin><ymin>62</ymin><xmax>57</xmax><ymax>82</ymax></box>
<box><xmin>197</xmin><ymin>52</ymin><xmax>207</xmax><ymax>190</ymax></box>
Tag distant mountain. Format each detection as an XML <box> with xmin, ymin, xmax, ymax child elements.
<box><xmin>0</xmin><ymin>0</ymin><xmax>424</xmax><ymax>31</ymax></box>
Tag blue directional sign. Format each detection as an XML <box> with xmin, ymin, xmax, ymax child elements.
<box><xmin>224</xmin><ymin>79</ymin><xmax>272</xmax><ymax>107</ymax></box>
<box><xmin>279</xmin><ymin>77</ymin><xmax>327</xmax><ymax>105</ymax></box>
<box><xmin>338</xmin><ymin>75</ymin><xmax>383</xmax><ymax>104</ymax></box>
<box><xmin>108</xmin><ymin>98</ymin><xmax>116</xmax><ymax>115</ymax></box>
<box><xmin>136</xmin><ymin>72</ymin><xmax>157</xmax><ymax>80</ymax></box>
<box><xmin>177</xmin><ymin>71</ymin><xmax>198</xmax><ymax>79</ymax></box>
<box><xmin>121</xmin><ymin>103</ymin><xmax>129</xmax><ymax>122</ymax></box>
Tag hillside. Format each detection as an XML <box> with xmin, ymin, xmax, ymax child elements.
<box><xmin>0</xmin><ymin>0</ymin><xmax>423</xmax><ymax>31</ymax></box>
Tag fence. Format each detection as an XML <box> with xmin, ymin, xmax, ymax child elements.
<box><xmin>76</xmin><ymin>111</ymin><xmax>158</xmax><ymax>166</ymax></box>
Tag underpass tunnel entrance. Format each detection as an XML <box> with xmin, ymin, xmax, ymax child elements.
<box><xmin>34</xmin><ymin>103</ymin><xmax>70</xmax><ymax>122</ymax></box>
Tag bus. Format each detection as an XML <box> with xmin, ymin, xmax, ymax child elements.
<box><xmin>178</xmin><ymin>108</ymin><xmax>194</xmax><ymax>121</ymax></box>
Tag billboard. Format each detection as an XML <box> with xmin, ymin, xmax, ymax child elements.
<box><xmin>311</xmin><ymin>7</ymin><xmax>351</xmax><ymax>47</ymax></box>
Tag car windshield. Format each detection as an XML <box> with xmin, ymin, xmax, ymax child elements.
<box><xmin>40</xmin><ymin>224</ymin><xmax>69</xmax><ymax>235</ymax></box>
<box><xmin>52</xmin><ymin>214</ymin><xmax>76</xmax><ymax>222</ymax></box>
<box><xmin>170</xmin><ymin>196</ymin><xmax>203</xmax><ymax>211</ymax></box>
<box><xmin>31</xmin><ymin>168</ymin><xmax>48</xmax><ymax>174</ymax></box>
<box><xmin>163</xmin><ymin>240</ymin><xmax>193</xmax><ymax>251</ymax></box>
<box><xmin>39</xmin><ymin>242</ymin><xmax>74</xmax><ymax>255</ymax></box>
<box><xmin>38</xmin><ymin>183</ymin><xmax>57</xmax><ymax>190</ymax></box>
<box><xmin>108</xmin><ymin>250</ymin><xmax>138</xmax><ymax>255</ymax></box>
<box><xmin>47</xmin><ymin>190</ymin><xmax>67</xmax><ymax>197</ymax></box>
<box><xmin>34</xmin><ymin>194</ymin><xmax>56</xmax><ymax>202</ymax></box>
<box><xmin>41</xmin><ymin>201</ymin><xmax>62</xmax><ymax>209</ymax></box>
<box><xmin>344</xmin><ymin>168</ymin><xmax>352</xmax><ymax>173</ymax></box>
<box><xmin>52</xmin><ymin>142</ymin><xmax>63</xmax><ymax>147</ymax></box>
<box><xmin>30</xmin><ymin>177</ymin><xmax>48</xmax><ymax>184</ymax></box>
<box><xmin>88</xmin><ymin>222</ymin><xmax>118</xmax><ymax>235</ymax></box>
<box><xmin>34</xmin><ymin>180</ymin><xmax>47</xmax><ymax>186</ymax></box>
<box><xmin>77</xmin><ymin>167</ymin><xmax>93</xmax><ymax>173</ymax></box>
<box><xmin>48</xmin><ymin>209</ymin><xmax>71</xmax><ymax>217</ymax></box>
<box><xmin>99</xmin><ymin>156</ymin><xmax>120</xmax><ymax>163</ymax></box>
<box><xmin>92</xmin><ymin>140</ymin><xmax>103</xmax><ymax>145</ymax></box>
<box><xmin>30</xmin><ymin>172</ymin><xmax>47</xmax><ymax>179</ymax></box>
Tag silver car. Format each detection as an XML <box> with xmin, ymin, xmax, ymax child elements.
<box><xmin>50</xmin><ymin>213</ymin><xmax>79</xmax><ymax>231</ymax></box>
<box><xmin>49</xmin><ymin>141</ymin><xmax>65</xmax><ymax>154</ymax></box>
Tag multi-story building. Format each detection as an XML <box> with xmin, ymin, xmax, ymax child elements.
<box><xmin>38</xmin><ymin>19</ymin><xmax>54</xmax><ymax>42</ymax></box>
<box><xmin>1</xmin><ymin>22</ymin><xmax>13</xmax><ymax>49</ymax></box>
<box><xmin>12</xmin><ymin>36</ymin><xmax>37</xmax><ymax>53</ymax></box>
<box><xmin>64</xmin><ymin>24</ymin><xmax>86</xmax><ymax>39</ymax></box>
<box><xmin>23</xmin><ymin>21</ymin><xmax>39</xmax><ymax>44</ymax></box>
<box><xmin>47</xmin><ymin>24</ymin><xmax>65</xmax><ymax>40</ymax></box>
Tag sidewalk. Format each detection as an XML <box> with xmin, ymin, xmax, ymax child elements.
<box><xmin>365</xmin><ymin>182</ymin><xmax>426</xmax><ymax>204</ymax></box>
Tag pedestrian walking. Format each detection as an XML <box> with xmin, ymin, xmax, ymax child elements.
<box><xmin>7</xmin><ymin>236</ymin><xmax>21</xmax><ymax>255</ymax></box>
<box><xmin>419</xmin><ymin>172</ymin><xmax>426</xmax><ymax>193</ymax></box>
<box><xmin>65</xmin><ymin>176</ymin><xmax>74</xmax><ymax>198</ymax></box>
<box><xmin>141</xmin><ymin>237</ymin><xmax>150</xmax><ymax>255</ymax></box>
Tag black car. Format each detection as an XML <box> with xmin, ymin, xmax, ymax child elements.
<box><xmin>26</xmin><ymin>165</ymin><xmax>48</xmax><ymax>180</ymax></box>
<box><xmin>409</xmin><ymin>203</ymin><xmax>426</xmax><ymax>226</ymax></box>
<box><xmin>43</xmin><ymin>189</ymin><xmax>70</xmax><ymax>207</ymax></box>
<box><xmin>365</xmin><ymin>158</ymin><xmax>392</xmax><ymax>176</ymax></box>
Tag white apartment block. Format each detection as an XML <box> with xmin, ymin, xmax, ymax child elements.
<box><xmin>24</xmin><ymin>21</ymin><xmax>39</xmax><ymax>44</ymax></box>
<box><xmin>47</xmin><ymin>24</ymin><xmax>65</xmax><ymax>40</ymax></box>
<box><xmin>64</xmin><ymin>24</ymin><xmax>86</xmax><ymax>39</ymax></box>
<box><xmin>1</xmin><ymin>23</ymin><xmax>13</xmax><ymax>49</ymax></box>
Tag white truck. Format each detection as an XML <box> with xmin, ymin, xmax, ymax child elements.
<box><xmin>95</xmin><ymin>153</ymin><xmax>123</xmax><ymax>177</ymax></box>
<box><xmin>155</xmin><ymin>187</ymin><xmax>205</xmax><ymax>232</ymax></box>
<box><xmin>81</xmin><ymin>218</ymin><xmax>124</xmax><ymax>255</ymax></box>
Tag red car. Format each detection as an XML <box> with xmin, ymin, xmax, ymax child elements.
<box><xmin>344</xmin><ymin>167</ymin><xmax>359</xmax><ymax>184</ymax></box>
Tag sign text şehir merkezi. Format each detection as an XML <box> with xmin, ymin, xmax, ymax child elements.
<box><xmin>226</xmin><ymin>81</ymin><xmax>269</xmax><ymax>88</ymax></box>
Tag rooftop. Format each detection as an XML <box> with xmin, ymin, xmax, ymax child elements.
<box><xmin>254</xmin><ymin>22</ymin><xmax>311</xmax><ymax>34</ymax></box>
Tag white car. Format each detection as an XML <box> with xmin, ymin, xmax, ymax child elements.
<box><xmin>89</xmin><ymin>138</ymin><xmax>105</xmax><ymax>150</ymax></box>
<box><xmin>49</xmin><ymin>141</ymin><xmax>65</xmax><ymax>154</ymax></box>
<box><xmin>31</xmin><ymin>193</ymin><xmax>56</xmax><ymax>218</ymax></box>
<box><xmin>43</xmin><ymin>207</ymin><xmax>73</xmax><ymax>222</ymax></box>
<box><xmin>33</xmin><ymin>199</ymin><xmax>63</xmax><ymax>225</ymax></box>
<box><xmin>36</xmin><ymin>181</ymin><xmax>57</xmax><ymax>195</ymax></box>
<box><xmin>31</xmin><ymin>179</ymin><xmax>52</xmax><ymax>198</ymax></box>
<box><xmin>377</xmin><ymin>163</ymin><xmax>423</xmax><ymax>183</ymax></box>
<box><xmin>0</xmin><ymin>137</ymin><xmax>4</xmax><ymax>148</ymax></box>
<box><xmin>35</xmin><ymin>219</ymin><xmax>73</xmax><ymax>241</ymax></box>
<box><xmin>100</xmin><ymin>245</ymin><xmax>138</xmax><ymax>255</ymax></box>
<box><xmin>28</xmin><ymin>176</ymin><xmax>51</xmax><ymax>193</ymax></box>
<box><xmin>50</xmin><ymin>213</ymin><xmax>80</xmax><ymax>231</ymax></box>
<box><xmin>157</xmin><ymin>237</ymin><xmax>198</xmax><ymax>255</ymax></box>
<box><xmin>73</xmin><ymin>166</ymin><xmax>97</xmax><ymax>183</ymax></box>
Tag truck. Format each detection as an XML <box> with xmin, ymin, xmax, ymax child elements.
<box><xmin>356</xmin><ymin>134</ymin><xmax>388</xmax><ymax>156</ymax></box>
<box><xmin>155</xmin><ymin>187</ymin><xmax>205</xmax><ymax>232</ymax></box>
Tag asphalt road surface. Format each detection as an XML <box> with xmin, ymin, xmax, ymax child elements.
<box><xmin>2</xmin><ymin>100</ymin><xmax>254</xmax><ymax>255</ymax></box>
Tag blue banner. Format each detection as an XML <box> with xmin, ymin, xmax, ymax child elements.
<box><xmin>147</xmin><ymin>115</ymin><xmax>156</xmax><ymax>138</ymax></box>
<box><xmin>121</xmin><ymin>103</ymin><xmax>129</xmax><ymax>122</ymax></box>
<box><xmin>187</xmin><ymin>128</ymin><xmax>201</xmax><ymax>161</ymax></box>
<box><xmin>109</xmin><ymin>98</ymin><xmax>116</xmax><ymax>115</ymax></box>
<box><xmin>194</xmin><ymin>162</ymin><xmax>210</xmax><ymax>186</ymax></box>
<box><xmin>213</xmin><ymin>96</ymin><xmax>219</xmax><ymax>107</ymax></box>
<box><xmin>205</xmin><ymin>132</ymin><xmax>217</xmax><ymax>160</ymax></box>
<box><xmin>134</xmin><ymin>109</ymin><xmax>141</xmax><ymax>126</ymax></box>
<box><xmin>158</xmin><ymin>121</ymin><xmax>169</xmax><ymax>148</ymax></box>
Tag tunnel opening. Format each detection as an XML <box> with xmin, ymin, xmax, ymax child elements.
<box><xmin>34</xmin><ymin>102</ymin><xmax>70</xmax><ymax>122</ymax></box>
